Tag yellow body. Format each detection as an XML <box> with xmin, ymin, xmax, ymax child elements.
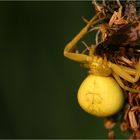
<box><xmin>78</xmin><ymin>75</ymin><xmax>124</xmax><ymax>117</ymax></box>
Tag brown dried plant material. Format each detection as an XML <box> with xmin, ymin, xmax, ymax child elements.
<box><xmin>128</xmin><ymin>111</ymin><xmax>138</xmax><ymax>130</ymax></box>
<box><xmin>123</xmin><ymin>104</ymin><xmax>131</xmax><ymax>121</ymax></box>
<box><xmin>135</xmin><ymin>130</ymin><xmax>140</xmax><ymax>139</ymax></box>
<box><xmin>104</xmin><ymin>118</ymin><xmax>116</xmax><ymax>129</ymax></box>
<box><xmin>108</xmin><ymin>130</ymin><xmax>116</xmax><ymax>139</ymax></box>
<box><xmin>120</xmin><ymin>121</ymin><xmax>129</xmax><ymax>131</ymax></box>
<box><xmin>129</xmin><ymin>133</ymin><xmax>136</xmax><ymax>140</ymax></box>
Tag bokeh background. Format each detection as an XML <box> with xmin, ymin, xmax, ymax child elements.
<box><xmin>0</xmin><ymin>1</ymin><xmax>125</xmax><ymax>139</ymax></box>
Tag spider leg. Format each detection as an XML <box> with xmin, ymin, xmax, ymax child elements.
<box><xmin>109</xmin><ymin>59</ymin><xmax>140</xmax><ymax>83</ymax></box>
<box><xmin>64</xmin><ymin>13</ymin><xmax>104</xmax><ymax>63</ymax></box>
<box><xmin>136</xmin><ymin>58</ymin><xmax>140</xmax><ymax>72</ymax></box>
<box><xmin>112</xmin><ymin>72</ymin><xmax>140</xmax><ymax>93</ymax></box>
<box><xmin>119</xmin><ymin>65</ymin><xmax>137</xmax><ymax>76</ymax></box>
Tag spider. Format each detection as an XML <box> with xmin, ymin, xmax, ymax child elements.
<box><xmin>64</xmin><ymin>11</ymin><xmax>140</xmax><ymax>93</ymax></box>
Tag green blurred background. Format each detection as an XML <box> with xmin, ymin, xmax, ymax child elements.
<box><xmin>0</xmin><ymin>1</ymin><xmax>124</xmax><ymax>139</ymax></box>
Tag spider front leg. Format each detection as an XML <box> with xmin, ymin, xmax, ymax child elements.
<box><xmin>64</xmin><ymin>13</ymin><xmax>103</xmax><ymax>63</ymax></box>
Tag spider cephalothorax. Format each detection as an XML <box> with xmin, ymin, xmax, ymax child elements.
<box><xmin>88</xmin><ymin>56</ymin><xmax>112</xmax><ymax>77</ymax></box>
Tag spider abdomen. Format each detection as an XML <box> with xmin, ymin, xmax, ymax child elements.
<box><xmin>77</xmin><ymin>75</ymin><xmax>124</xmax><ymax>117</ymax></box>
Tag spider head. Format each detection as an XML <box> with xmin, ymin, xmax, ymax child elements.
<box><xmin>89</xmin><ymin>56</ymin><xmax>112</xmax><ymax>76</ymax></box>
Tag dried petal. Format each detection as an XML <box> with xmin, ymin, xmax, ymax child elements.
<box><xmin>128</xmin><ymin>111</ymin><xmax>138</xmax><ymax>130</ymax></box>
<box><xmin>108</xmin><ymin>130</ymin><xmax>115</xmax><ymax>140</ymax></box>
<box><xmin>120</xmin><ymin>121</ymin><xmax>129</xmax><ymax>131</ymax></box>
<box><xmin>135</xmin><ymin>130</ymin><xmax>140</xmax><ymax>139</ymax></box>
<box><xmin>104</xmin><ymin>118</ymin><xmax>116</xmax><ymax>129</ymax></box>
<box><xmin>129</xmin><ymin>134</ymin><xmax>136</xmax><ymax>140</ymax></box>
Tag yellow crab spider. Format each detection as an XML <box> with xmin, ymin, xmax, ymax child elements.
<box><xmin>64</xmin><ymin>12</ymin><xmax>140</xmax><ymax>117</ymax></box>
